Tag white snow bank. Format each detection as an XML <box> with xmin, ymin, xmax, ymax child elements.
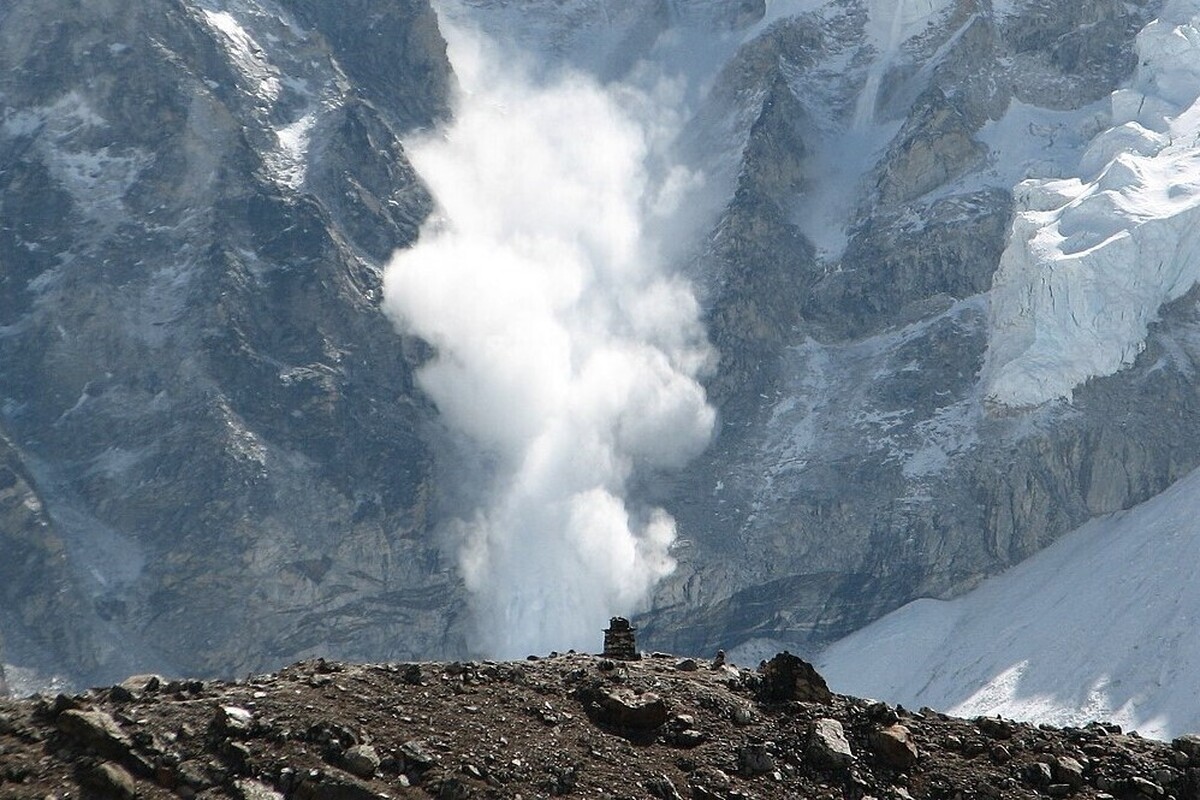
<box><xmin>983</xmin><ymin>0</ymin><xmax>1200</xmax><ymax>407</ymax></box>
<box><xmin>819</xmin><ymin>465</ymin><xmax>1200</xmax><ymax>739</ymax></box>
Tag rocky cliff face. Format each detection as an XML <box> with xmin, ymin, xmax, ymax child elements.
<box><xmin>4</xmin><ymin>0</ymin><xmax>1199</xmax><ymax>688</ymax></box>
<box><xmin>0</xmin><ymin>0</ymin><xmax>463</xmax><ymax>686</ymax></box>
<box><xmin>639</xmin><ymin>0</ymin><xmax>1200</xmax><ymax>659</ymax></box>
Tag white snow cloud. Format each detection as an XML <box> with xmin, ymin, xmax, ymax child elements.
<box><xmin>383</xmin><ymin>24</ymin><xmax>715</xmax><ymax>657</ymax></box>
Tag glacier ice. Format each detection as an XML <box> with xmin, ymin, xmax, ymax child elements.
<box><xmin>983</xmin><ymin>0</ymin><xmax>1200</xmax><ymax>407</ymax></box>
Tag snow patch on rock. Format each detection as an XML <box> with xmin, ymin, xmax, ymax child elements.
<box><xmin>984</xmin><ymin>0</ymin><xmax>1200</xmax><ymax>407</ymax></box>
<box><xmin>266</xmin><ymin>112</ymin><xmax>316</xmax><ymax>190</ymax></box>
<box><xmin>200</xmin><ymin>9</ymin><xmax>282</xmax><ymax>104</ymax></box>
<box><xmin>2</xmin><ymin>92</ymin><xmax>153</xmax><ymax>231</ymax></box>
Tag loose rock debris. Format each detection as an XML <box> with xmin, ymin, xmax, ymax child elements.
<box><xmin>1</xmin><ymin>653</ymin><xmax>1199</xmax><ymax>799</ymax></box>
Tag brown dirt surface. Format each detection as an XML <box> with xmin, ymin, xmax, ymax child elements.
<box><xmin>1</xmin><ymin>652</ymin><xmax>1198</xmax><ymax>799</ymax></box>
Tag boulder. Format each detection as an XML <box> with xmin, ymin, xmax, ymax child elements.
<box><xmin>341</xmin><ymin>744</ymin><xmax>381</xmax><ymax>779</ymax></box>
<box><xmin>399</xmin><ymin>739</ymin><xmax>438</xmax><ymax>770</ymax></box>
<box><xmin>580</xmin><ymin>686</ymin><xmax>668</xmax><ymax>732</ymax></box>
<box><xmin>294</xmin><ymin>772</ymin><xmax>387</xmax><ymax>800</ymax></box>
<box><xmin>737</xmin><ymin>740</ymin><xmax>775</xmax><ymax>775</ymax></box>
<box><xmin>1022</xmin><ymin>762</ymin><xmax>1053</xmax><ymax>787</ymax></box>
<box><xmin>57</xmin><ymin>709</ymin><xmax>132</xmax><ymax>759</ymax></box>
<box><xmin>977</xmin><ymin>716</ymin><xmax>1016</xmax><ymax>740</ymax></box>
<box><xmin>120</xmin><ymin>674</ymin><xmax>164</xmax><ymax>694</ymax></box>
<box><xmin>808</xmin><ymin>718</ymin><xmax>854</xmax><ymax>767</ymax></box>
<box><xmin>1173</xmin><ymin>733</ymin><xmax>1200</xmax><ymax>762</ymax></box>
<box><xmin>871</xmin><ymin>724</ymin><xmax>919</xmax><ymax>770</ymax></box>
<box><xmin>1052</xmin><ymin>755</ymin><xmax>1085</xmax><ymax>788</ymax></box>
<box><xmin>1126</xmin><ymin>776</ymin><xmax>1164</xmax><ymax>797</ymax></box>
<box><xmin>756</xmin><ymin>652</ymin><xmax>833</xmax><ymax>704</ymax></box>
<box><xmin>645</xmin><ymin>774</ymin><xmax>684</xmax><ymax>800</ymax></box>
<box><xmin>81</xmin><ymin>761</ymin><xmax>137</xmax><ymax>800</ymax></box>
<box><xmin>214</xmin><ymin>705</ymin><xmax>256</xmax><ymax>737</ymax></box>
<box><xmin>235</xmin><ymin>779</ymin><xmax>287</xmax><ymax>800</ymax></box>
<box><xmin>402</xmin><ymin>664</ymin><xmax>424</xmax><ymax>685</ymax></box>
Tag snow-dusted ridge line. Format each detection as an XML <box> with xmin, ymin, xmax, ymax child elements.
<box><xmin>983</xmin><ymin>0</ymin><xmax>1200</xmax><ymax>408</ymax></box>
<box><xmin>192</xmin><ymin>1</ymin><xmax>334</xmax><ymax>193</ymax></box>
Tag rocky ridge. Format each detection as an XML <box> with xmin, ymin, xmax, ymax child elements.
<box><xmin>3</xmin><ymin>652</ymin><xmax>1200</xmax><ymax>800</ymax></box>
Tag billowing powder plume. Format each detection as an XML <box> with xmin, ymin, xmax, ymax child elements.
<box><xmin>382</xmin><ymin>28</ymin><xmax>716</xmax><ymax>657</ymax></box>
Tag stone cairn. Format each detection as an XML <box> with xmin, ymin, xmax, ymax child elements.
<box><xmin>602</xmin><ymin>617</ymin><xmax>640</xmax><ymax>660</ymax></box>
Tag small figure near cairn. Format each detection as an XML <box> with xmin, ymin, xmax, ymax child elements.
<box><xmin>602</xmin><ymin>616</ymin><xmax>641</xmax><ymax>660</ymax></box>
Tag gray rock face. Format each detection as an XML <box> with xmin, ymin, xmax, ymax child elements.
<box><xmin>640</xmin><ymin>0</ymin><xmax>1186</xmax><ymax>660</ymax></box>
<box><xmin>0</xmin><ymin>0</ymin><xmax>462</xmax><ymax>685</ymax></box>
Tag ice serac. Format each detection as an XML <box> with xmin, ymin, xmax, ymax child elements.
<box><xmin>984</xmin><ymin>0</ymin><xmax>1200</xmax><ymax>407</ymax></box>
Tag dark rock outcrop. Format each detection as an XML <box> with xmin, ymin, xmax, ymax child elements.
<box><xmin>756</xmin><ymin>652</ymin><xmax>833</xmax><ymax>705</ymax></box>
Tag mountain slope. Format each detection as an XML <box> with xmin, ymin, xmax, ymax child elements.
<box><xmin>7</xmin><ymin>0</ymin><xmax>1200</xmax><ymax>695</ymax></box>
<box><xmin>0</xmin><ymin>0</ymin><xmax>462</xmax><ymax>686</ymax></box>
<box><xmin>642</xmin><ymin>0</ymin><xmax>1200</xmax><ymax>661</ymax></box>
<box><xmin>819</xmin><ymin>464</ymin><xmax>1200</xmax><ymax>740</ymax></box>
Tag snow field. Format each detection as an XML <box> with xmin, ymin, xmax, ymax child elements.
<box><xmin>820</xmin><ymin>464</ymin><xmax>1200</xmax><ymax>740</ymax></box>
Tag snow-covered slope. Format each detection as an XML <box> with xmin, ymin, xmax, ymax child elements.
<box><xmin>984</xmin><ymin>0</ymin><xmax>1200</xmax><ymax>407</ymax></box>
<box><xmin>819</xmin><ymin>465</ymin><xmax>1200</xmax><ymax>739</ymax></box>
